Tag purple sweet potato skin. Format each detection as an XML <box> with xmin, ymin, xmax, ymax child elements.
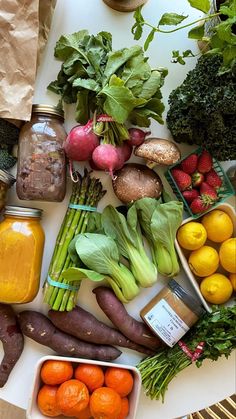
<box><xmin>93</xmin><ymin>286</ymin><xmax>161</xmax><ymax>350</ymax></box>
<box><xmin>0</xmin><ymin>304</ymin><xmax>24</xmax><ymax>387</ymax></box>
<box><xmin>48</xmin><ymin>306</ymin><xmax>153</xmax><ymax>356</ymax></box>
<box><xmin>18</xmin><ymin>310</ymin><xmax>121</xmax><ymax>361</ymax></box>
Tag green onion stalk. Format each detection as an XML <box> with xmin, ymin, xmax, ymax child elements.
<box><xmin>138</xmin><ymin>305</ymin><xmax>236</xmax><ymax>402</ymax></box>
<box><xmin>43</xmin><ymin>169</ymin><xmax>106</xmax><ymax>311</ymax></box>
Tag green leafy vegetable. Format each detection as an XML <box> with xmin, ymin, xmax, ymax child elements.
<box><xmin>187</xmin><ymin>0</ymin><xmax>211</xmax><ymax>13</ymax></box>
<box><xmin>48</xmin><ymin>30</ymin><xmax>167</xmax><ymax>144</ymax></box>
<box><xmin>135</xmin><ymin>198</ymin><xmax>183</xmax><ymax>277</ymax></box>
<box><xmin>138</xmin><ymin>304</ymin><xmax>236</xmax><ymax>401</ymax></box>
<box><xmin>166</xmin><ymin>53</ymin><xmax>236</xmax><ymax>161</ymax></box>
<box><xmin>66</xmin><ymin>233</ymin><xmax>140</xmax><ymax>302</ymax></box>
<box><xmin>101</xmin><ymin>206</ymin><xmax>158</xmax><ymax>287</ymax></box>
<box><xmin>158</xmin><ymin>13</ymin><xmax>188</xmax><ymax>26</ymax></box>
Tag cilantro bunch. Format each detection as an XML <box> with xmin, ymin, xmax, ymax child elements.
<box><xmin>48</xmin><ymin>30</ymin><xmax>167</xmax><ymax>145</ymax></box>
<box><xmin>132</xmin><ymin>0</ymin><xmax>236</xmax><ymax>74</ymax></box>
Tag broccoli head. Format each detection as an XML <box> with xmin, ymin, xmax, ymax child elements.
<box><xmin>166</xmin><ymin>54</ymin><xmax>236</xmax><ymax>161</ymax></box>
<box><xmin>0</xmin><ymin>149</ymin><xmax>17</xmax><ymax>171</ymax></box>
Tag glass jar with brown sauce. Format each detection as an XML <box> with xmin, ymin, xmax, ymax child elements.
<box><xmin>140</xmin><ymin>280</ymin><xmax>205</xmax><ymax>347</ymax></box>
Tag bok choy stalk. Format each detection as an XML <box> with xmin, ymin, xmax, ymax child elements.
<box><xmin>101</xmin><ymin>205</ymin><xmax>158</xmax><ymax>287</ymax></box>
<box><xmin>135</xmin><ymin>198</ymin><xmax>183</xmax><ymax>277</ymax></box>
<box><xmin>63</xmin><ymin>233</ymin><xmax>140</xmax><ymax>303</ymax></box>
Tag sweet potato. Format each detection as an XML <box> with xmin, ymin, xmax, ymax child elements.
<box><xmin>0</xmin><ymin>304</ymin><xmax>24</xmax><ymax>387</ymax></box>
<box><xmin>93</xmin><ymin>287</ymin><xmax>161</xmax><ymax>350</ymax></box>
<box><xmin>18</xmin><ymin>310</ymin><xmax>121</xmax><ymax>361</ymax></box>
<box><xmin>48</xmin><ymin>306</ymin><xmax>153</xmax><ymax>356</ymax></box>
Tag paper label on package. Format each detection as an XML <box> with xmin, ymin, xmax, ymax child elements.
<box><xmin>144</xmin><ymin>299</ymin><xmax>190</xmax><ymax>347</ymax></box>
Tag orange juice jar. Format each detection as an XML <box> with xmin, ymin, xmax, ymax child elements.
<box><xmin>0</xmin><ymin>206</ymin><xmax>45</xmax><ymax>303</ymax></box>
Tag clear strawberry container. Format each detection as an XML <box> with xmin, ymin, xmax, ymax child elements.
<box><xmin>165</xmin><ymin>147</ymin><xmax>235</xmax><ymax>219</ymax></box>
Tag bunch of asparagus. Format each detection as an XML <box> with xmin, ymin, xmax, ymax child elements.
<box><xmin>43</xmin><ymin>169</ymin><xmax>106</xmax><ymax>311</ymax></box>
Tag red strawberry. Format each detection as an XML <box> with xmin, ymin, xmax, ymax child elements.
<box><xmin>191</xmin><ymin>171</ymin><xmax>204</xmax><ymax>188</ymax></box>
<box><xmin>205</xmin><ymin>169</ymin><xmax>222</xmax><ymax>190</ymax></box>
<box><xmin>197</xmin><ymin>150</ymin><xmax>213</xmax><ymax>173</ymax></box>
<box><xmin>200</xmin><ymin>182</ymin><xmax>218</xmax><ymax>203</ymax></box>
<box><xmin>182</xmin><ymin>189</ymin><xmax>199</xmax><ymax>204</ymax></box>
<box><xmin>171</xmin><ymin>169</ymin><xmax>192</xmax><ymax>191</ymax></box>
<box><xmin>190</xmin><ymin>197</ymin><xmax>211</xmax><ymax>214</ymax></box>
<box><xmin>180</xmin><ymin>154</ymin><xmax>198</xmax><ymax>174</ymax></box>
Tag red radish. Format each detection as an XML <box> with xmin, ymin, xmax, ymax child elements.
<box><xmin>127</xmin><ymin>128</ymin><xmax>151</xmax><ymax>147</ymax></box>
<box><xmin>89</xmin><ymin>159</ymin><xmax>102</xmax><ymax>171</ymax></box>
<box><xmin>63</xmin><ymin>120</ymin><xmax>99</xmax><ymax>162</ymax></box>
<box><xmin>92</xmin><ymin>144</ymin><xmax>125</xmax><ymax>177</ymax></box>
<box><xmin>117</xmin><ymin>142</ymin><xmax>132</xmax><ymax>162</ymax></box>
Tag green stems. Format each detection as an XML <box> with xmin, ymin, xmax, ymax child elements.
<box><xmin>43</xmin><ymin>169</ymin><xmax>106</xmax><ymax>311</ymax></box>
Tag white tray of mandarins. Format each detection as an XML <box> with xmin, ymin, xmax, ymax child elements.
<box><xmin>175</xmin><ymin>203</ymin><xmax>236</xmax><ymax>312</ymax></box>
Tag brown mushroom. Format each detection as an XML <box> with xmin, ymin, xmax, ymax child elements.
<box><xmin>112</xmin><ymin>163</ymin><xmax>163</xmax><ymax>204</ymax></box>
<box><xmin>134</xmin><ymin>138</ymin><xmax>181</xmax><ymax>168</ymax></box>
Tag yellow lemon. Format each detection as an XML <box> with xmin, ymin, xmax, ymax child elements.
<box><xmin>188</xmin><ymin>246</ymin><xmax>219</xmax><ymax>277</ymax></box>
<box><xmin>229</xmin><ymin>273</ymin><xmax>236</xmax><ymax>291</ymax></box>
<box><xmin>200</xmin><ymin>273</ymin><xmax>233</xmax><ymax>304</ymax></box>
<box><xmin>219</xmin><ymin>238</ymin><xmax>236</xmax><ymax>273</ymax></box>
<box><xmin>201</xmin><ymin>210</ymin><xmax>233</xmax><ymax>243</ymax></box>
<box><xmin>177</xmin><ymin>222</ymin><xmax>207</xmax><ymax>250</ymax></box>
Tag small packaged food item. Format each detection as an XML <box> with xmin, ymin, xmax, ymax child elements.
<box><xmin>140</xmin><ymin>280</ymin><xmax>204</xmax><ymax>347</ymax></box>
<box><xmin>0</xmin><ymin>169</ymin><xmax>15</xmax><ymax>212</ymax></box>
<box><xmin>16</xmin><ymin>104</ymin><xmax>67</xmax><ymax>202</ymax></box>
<box><xmin>0</xmin><ymin>205</ymin><xmax>45</xmax><ymax>303</ymax></box>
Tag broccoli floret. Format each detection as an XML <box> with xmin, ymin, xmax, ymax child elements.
<box><xmin>166</xmin><ymin>54</ymin><xmax>236</xmax><ymax>161</ymax></box>
<box><xmin>0</xmin><ymin>118</ymin><xmax>19</xmax><ymax>147</ymax></box>
<box><xmin>0</xmin><ymin>149</ymin><xmax>17</xmax><ymax>171</ymax></box>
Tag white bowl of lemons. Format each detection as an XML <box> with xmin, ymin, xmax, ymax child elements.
<box><xmin>175</xmin><ymin>202</ymin><xmax>236</xmax><ymax>312</ymax></box>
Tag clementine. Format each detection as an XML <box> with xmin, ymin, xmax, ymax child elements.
<box><xmin>75</xmin><ymin>403</ymin><xmax>93</xmax><ymax>419</ymax></box>
<box><xmin>117</xmin><ymin>397</ymin><xmax>129</xmax><ymax>419</ymax></box>
<box><xmin>40</xmin><ymin>360</ymin><xmax>73</xmax><ymax>385</ymax></box>
<box><xmin>74</xmin><ymin>363</ymin><xmax>104</xmax><ymax>392</ymax></box>
<box><xmin>37</xmin><ymin>384</ymin><xmax>61</xmax><ymax>417</ymax></box>
<box><xmin>104</xmin><ymin>367</ymin><xmax>134</xmax><ymax>397</ymax></box>
<box><xmin>56</xmin><ymin>379</ymin><xmax>89</xmax><ymax>417</ymax></box>
<box><xmin>90</xmin><ymin>387</ymin><xmax>122</xmax><ymax>419</ymax></box>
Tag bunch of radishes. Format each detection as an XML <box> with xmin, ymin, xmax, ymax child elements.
<box><xmin>170</xmin><ymin>150</ymin><xmax>223</xmax><ymax>214</ymax></box>
<box><xmin>63</xmin><ymin>121</ymin><xmax>150</xmax><ymax>178</ymax></box>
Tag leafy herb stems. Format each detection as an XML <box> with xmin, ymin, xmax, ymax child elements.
<box><xmin>43</xmin><ymin>169</ymin><xmax>106</xmax><ymax>311</ymax></box>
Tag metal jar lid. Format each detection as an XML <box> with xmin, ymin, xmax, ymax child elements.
<box><xmin>0</xmin><ymin>169</ymin><xmax>16</xmax><ymax>186</ymax></box>
<box><xmin>4</xmin><ymin>205</ymin><xmax>43</xmax><ymax>218</ymax></box>
<box><xmin>32</xmin><ymin>104</ymin><xmax>64</xmax><ymax>120</ymax></box>
<box><xmin>168</xmin><ymin>279</ymin><xmax>205</xmax><ymax>318</ymax></box>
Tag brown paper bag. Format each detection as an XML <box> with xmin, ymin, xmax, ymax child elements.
<box><xmin>0</xmin><ymin>0</ymin><xmax>57</xmax><ymax>122</ymax></box>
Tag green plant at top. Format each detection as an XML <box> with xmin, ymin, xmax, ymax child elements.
<box><xmin>132</xmin><ymin>0</ymin><xmax>236</xmax><ymax>73</ymax></box>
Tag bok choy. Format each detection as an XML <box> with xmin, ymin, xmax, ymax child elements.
<box><xmin>135</xmin><ymin>198</ymin><xmax>183</xmax><ymax>277</ymax></box>
<box><xmin>101</xmin><ymin>205</ymin><xmax>158</xmax><ymax>287</ymax></box>
<box><xmin>63</xmin><ymin>233</ymin><xmax>139</xmax><ymax>303</ymax></box>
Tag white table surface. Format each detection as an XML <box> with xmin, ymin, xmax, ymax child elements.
<box><xmin>0</xmin><ymin>1</ymin><xmax>235</xmax><ymax>418</ymax></box>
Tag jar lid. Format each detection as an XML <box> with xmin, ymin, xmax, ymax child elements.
<box><xmin>32</xmin><ymin>104</ymin><xmax>64</xmax><ymax>119</ymax></box>
<box><xmin>4</xmin><ymin>205</ymin><xmax>43</xmax><ymax>218</ymax></box>
<box><xmin>0</xmin><ymin>169</ymin><xmax>16</xmax><ymax>186</ymax></box>
<box><xmin>168</xmin><ymin>279</ymin><xmax>205</xmax><ymax>317</ymax></box>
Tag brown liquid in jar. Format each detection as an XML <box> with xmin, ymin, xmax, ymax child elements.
<box><xmin>140</xmin><ymin>280</ymin><xmax>204</xmax><ymax>347</ymax></box>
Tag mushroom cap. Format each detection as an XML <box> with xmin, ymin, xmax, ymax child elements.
<box><xmin>112</xmin><ymin>163</ymin><xmax>163</xmax><ymax>204</ymax></box>
<box><xmin>134</xmin><ymin>138</ymin><xmax>181</xmax><ymax>165</ymax></box>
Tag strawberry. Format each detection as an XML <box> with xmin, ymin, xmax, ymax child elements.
<box><xmin>190</xmin><ymin>197</ymin><xmax>211</xmax><ymax>214</ymax></box>
<box><xmin>180</xmin><ymin>154</ymin><xmax>198</xmax><ymax>174</ymax></box>
<box><xmin>191</xmin><ymin>171</ymin><xmax>204</xmax><ymax>188</ymax></box>
<box><xmin>200</xmin><ymin>182</ymin><xmax>218</xmax><ymax>203</ymax></box>
<box><xmin>205</xmin><ymin>169</ymin><xmax>222</xmax><ymax>190</ymax></box>
<box><xmin>171</xmin><ymin>168</ymin><xmax>192</xmax><ymax>191</ymax></box>
<box><xmin>182</xmin><ymin>189</ymin><xmax>199</xmax><ymax>204</ymax></box>
<box><xmin>197</xmin><ymin>150</ymin><xmax>213</xmax><ymax>174</ymax></box>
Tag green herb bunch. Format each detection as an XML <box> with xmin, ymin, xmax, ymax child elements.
<box><xmin>48</xmin><ymin>30</ymin><xmax>167</xmax><ymax>145</ymax></box>
<box><xmin>132</xmin><ymin>0</ymin><xmax>236</xmax><ymax>73</ymax></box>
<box><xmin>138</xmin><ymin>304</ymin><xmax>236</xmax><ymax>401</ymax></box>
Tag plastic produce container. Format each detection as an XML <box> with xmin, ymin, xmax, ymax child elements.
<box><xmin>27</xmin><ymin>355</ymin><xmax>142</xmax><ymax>419</ymax></box>
<box><xmin>165</xmin><ymin>147</ymin><xmax>235</xmax><ymax>219</ymax></box>
<box><xmin>175</xmin><ymin>202</ymin><xmax>236</xmax><ymax>312</ymax></box>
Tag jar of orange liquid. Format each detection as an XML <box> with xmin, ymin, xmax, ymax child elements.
<box><xmin>0</xmin><ymin>206</ymin><xmax>45</xmax><ymax>303</ymax></box>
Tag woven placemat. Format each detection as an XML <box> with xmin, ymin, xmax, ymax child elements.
<box><xmin>188</xmin><ymin>394</ymin><xmax>236</xmax><ymax>419</ymax></box>
<box><xmin>102</xmin><ymin>0</ymin><xmax>148</xmax><ymax>12</ymax></box>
